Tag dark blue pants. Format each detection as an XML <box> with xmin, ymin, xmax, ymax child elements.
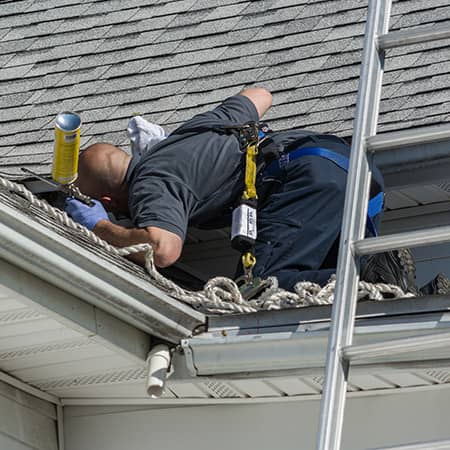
<box><xmin>253</xmin><ymin>152</ymin><xmax>383</xmax><ymax>291</ymax></box>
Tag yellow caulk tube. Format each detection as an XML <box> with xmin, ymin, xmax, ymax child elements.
<box><xmin>52</xmin><ymin>112</ymin><xmax>81</xmax><ymax>185</ymax></box>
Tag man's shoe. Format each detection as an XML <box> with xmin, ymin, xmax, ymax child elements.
<box><xmin>360</xmin><ymin>248</ymin><xmax>418</xmax><ymax>295</ymax></box>
<box><xmin>419</xmin><ymin>273</ymin><xmax>450</xmax><ymax>296</ymax></box>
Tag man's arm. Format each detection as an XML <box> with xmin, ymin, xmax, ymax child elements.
<box><xmin>65</xmin><ymin>198</ymin><xmax>183</xmax><ymax>268</ymax></box>
<box><xmin>239</xmin><ymin>87</ymin><xmax>272</xmax><ymax>119</ymax></box>
<box><xmin>94</xmin><ymin>220</ymin><xmax>183</xmax><ymax>267</ymax></box>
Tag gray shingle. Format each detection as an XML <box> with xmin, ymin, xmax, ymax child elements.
<box><xmin>0</xmin><ymin>146</ymin><xmax>15</xmax><ymax>158</ymax></box>
<box><xmin>80</xmin><ymin>105</ymin><xmax>120</xmax><ymax>123</ymax></box>
<box><xmin>299</xmin><ymin>0</ymin><xmax>366</xmax><ymax>19</ymax></box>
<box><xmin>132</xmin><ymin>1</ymin><xmax>197</xmax><ymax>21</ymax></box>
<box><xmin>0</xmin><ymin>36</ymin><xmax>37</xmax><ymax>55</ymax></box>
<box><xmin>5</xmin><ymin>39</ymin><xmax>104</xmax><ymax>67</ymax></box>
<box><xmin>265</xmin><ymin>98</ymin><xmax>319</xmax><ymax>120</ymax></box>
<box><xmin>32</xmin><ymin>79</ymin><xmax>106</xmax><ymax>104</ymax></box>
<box><xmin>107</xmin><ymin>94</ymin><xmax>186</xmax><ymax>120</ymax></box>
<box><xmin>104</xmin><ymin>15</ymin><xmax>177</xmax><ymax>38</ymax></box>
<box><xmin>269</xmin><ymin>0</ymin><xmax>309</xmax><ymax>9</ymax></box>
<box><xmin>312</xmin><ymin>93</ymin><xmax>356</xmax><ymax>113</ymax></box>
<box><xmin>391</xmin><ymin>7</ymin><xmax>450</xmax><ymax>30</ymax></box>
<box><xmin>323</xmin><ymin>21</ymin><xmax>365</xmax><ymax>41</ymax></box>
<box><xmin>175</xmin><ymin>28</ymin><xmax>255</xmax><ymax>53</ymax></box>
<box><xmin>0</xmin><ymin>0</ymin><xmax>34</xmax><ymax>16</ymax></box>
<box><xmin>223</xmin><ymin>28</ymin><xmax>330</xmax><ymax>60</ymax></box>
<box><xmin>255</xmin><ymin>17</ymin><xmax>323</xmax><ymax>42</ymax></box>
<box><xmin>158</xmin><ymin>16</ymin><xmax>241</xmax><ymax>43</ymax></box>
<box><xmin>392</xmin><ymin>0</ymin><xmax>449</xmax><ymax>15</ymax></box>
<box><xmin>192</xmin><ymin>54</ymin><xmax>263</xmax><ymax>78</ymax></box>
<box><xmin>0</xmin><ymin>116</ymin><xmax>51</xmax><ymax>136</ymax></box>
<box><xmin>263</xmin><ymin>38</ymin><xmax>353</xmax><ymax>67</ymax></box>
<box><xmin>0</xmin><ymin>64</ymin><xmax>34</xmax><ymax>82</ymax></box>
<box><xmin>85</xmin><ymin>0</ymin><xmax>145</xmax><ymax>15</ymax></box>
<box><xmin>203</xmin><ymin>3</ymin><xmax>250</xmax><ymax>21</ymax></box>
<box><xmin>0</xmin><ymin>4</ymin><xmax>91</xmax><ymax>30</ymax></box>
<box><xmin>105</xmin><ymin>60</ymin><xmax>151</xmax><ymax>79</ymax></box>
<box><xmin>28</xmin><ymin>26</ymin><xmax>111</xmax><ymax>51</ymax></box>
<box><xmin>184</xmin><ymin>67</ymin><xmax>265</xmax><ymax>92</ymax></box>
<box><xmin>146</xmin><ymin>46</ymin><xmax>229</xmax><ymax>73</ymax></box>
<box><xmin>24</xmin><ymin>57</ymin><xmax>80</xmax><ymax>78</ymax></box>
<box><xmin>56</xmin><ymin>66</ymin><xmax>111</xmax><ymax>87</ymax></box>
<box><xmin>75</xmin><ymin>40</ymin><xmax>181</xmax><ymax>70</ymax></box>
<box><xmin>0</xmin><ymin>130</ymin><xmax>47</xmax><ymax>147</ymax></box>
<box><xmin>176</xmin><ymin>86</ymin><xmax>240</xmax><ymax>109</ymax></box>
<box><xmin>1</xmin><ymin>20</ymin><xmax>65</xmax><ymax>41</ymax></box>
<box><xmin>240</xmin><ymin>0</ymin><xmax>281</xmax><ymax>15</ymax></box>
<box><xmin>97</xmin><ymin>31</ymin><xmax>161</xmax><ymax>53</ymax></box>
<box><xmin>260</xmin><ymin>55</ymin><xmax>329</xmax><ymax>81</ymax></box>
<box><xmin>21</xmin><ymin>97</ymin><xmax>84</xmax><ymax>121</ymax></box>
<box><xmin>190</xmin><ymin>0</ymin><xmax>249</xmax><ymax>11</ymax></box>
<box><xmin>313</xmin><ymin>7</ymin><xmax>366</xmax><ymax>30</ymax></box>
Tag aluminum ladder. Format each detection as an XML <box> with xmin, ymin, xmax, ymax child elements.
<box><xmin>315</xmin><ymin>1</ymin><xmax>450</xmax><ymax>449</ymax></box>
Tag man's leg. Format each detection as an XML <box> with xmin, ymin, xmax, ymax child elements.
<box><xmin>254</xmin><ymin>155</ymin><xmax>347</xmax><ymax>291</ymax></box>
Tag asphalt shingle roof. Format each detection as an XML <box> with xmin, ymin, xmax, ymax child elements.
<box><xmin>1</xmin><ymin>0</ymin><xmax>450</xmax><ymax>176</ymax></box>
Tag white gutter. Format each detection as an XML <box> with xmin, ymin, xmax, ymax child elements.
<box><xmin>0</xmin><ymin>198</ymin><xmax>205</xmax><ymax>343</ymax></box>
<box><xmin>181</xmin><ymin>315</ymin><xmax>450</xmax><ymax>376</ymax></box>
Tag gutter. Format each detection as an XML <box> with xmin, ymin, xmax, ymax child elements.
<box><xmin>181</xmin><ymin>310</ymin><xmax>450</xmax><ymax>377</ymax></box>
<box><xmin>0</xmin><ymin>198</ymin><xmax>205</xmax><ymax>343</ymax></box>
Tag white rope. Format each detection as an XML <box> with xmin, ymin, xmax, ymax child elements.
<box><xmin>0</xmin><ymin>178</ymin><xmax>413</xmax><ymax>315</ymax></box>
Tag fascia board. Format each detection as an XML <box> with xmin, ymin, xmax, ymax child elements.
<box><xmin>0</xmin><ymin>200</ymin><xmax>205</xmax><ymax>343</ymax></box>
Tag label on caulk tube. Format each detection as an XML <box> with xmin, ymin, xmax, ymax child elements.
<box><xmin>231</xmin><ymin>203</ymin><xmax>257</xmax><ymax>241</ymax></box>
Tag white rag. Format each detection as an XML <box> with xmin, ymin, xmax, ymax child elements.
<box><xmin>127</xmin><ymin>116</ymin><xmax>167</xmax><ymax>158</ymax></box>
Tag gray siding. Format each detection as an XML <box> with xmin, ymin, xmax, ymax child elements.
<box><xmin>0</xmin><ymin>380</ymin><xmax>57</xmax><ymax>450</ymax></box>
<box><xmin>64</xmin><ymin>387</ymin><xmax>450</xmax><ymax>450</ymax></box>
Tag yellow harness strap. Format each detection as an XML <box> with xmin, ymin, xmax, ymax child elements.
<box><xmin>241</xmin><ymin>140</ymin><xmax>258</xmax><ymax>279</ymax></box>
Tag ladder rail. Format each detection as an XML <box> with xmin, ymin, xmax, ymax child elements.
<box><xmin>315</xmin><ymin>1</ymin><xmax>392</xmax><ymax>449</ymax></box>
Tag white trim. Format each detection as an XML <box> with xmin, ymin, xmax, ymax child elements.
<box><xmin>57</xmin><ymin>405</ymin><xmax>65</xmax><ymax>450</ymax></box>
<box><xmin>0</xmin><ymin>370</ymin><xmax>60</xmax><ymax>405</ymax></box>
<box><xmin>61</xmin><ymin>382</ymin><xmax>450</xmax><ymax>407</ymax></box>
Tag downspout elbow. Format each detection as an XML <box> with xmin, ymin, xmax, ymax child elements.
<box><xmin>146</xmin><ymin>344</ymin><xmax>171</xmax><ymax>398</ymax></box>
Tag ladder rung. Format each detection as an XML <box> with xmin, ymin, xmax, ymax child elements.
<box><xmin>368</xmin><ymin>438</ymin><xmax>450</xmax><ymax>449</ymax></box>
<box><xmin>367</xmin><ymin>123</ymin><xmax>450</xmax><ymax>152</ymax></box>
<box><xmin>342</xmin><ymin>332</ymin><xmax>450</xmax><ymax>362</ymax></box>
<box><xmin>378</xmin><ymin>23</ymin><xmax>450</xmax><ymax>50</ymax></box>
<box><xmin>354</xmin><ymin>225</ymin><xmax>450</xmax><ymax>256</ymax></box>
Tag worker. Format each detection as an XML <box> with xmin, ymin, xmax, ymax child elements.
<box><xmin>65</xmin><ymin>87</ymin><xmax>415</xmax><ymax>293</ymax></box>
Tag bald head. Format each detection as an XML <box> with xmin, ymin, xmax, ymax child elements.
<box><xmin>77</xmin><ymin>143</ymin><xmax>131</xmax><ymax>214</ymax></box>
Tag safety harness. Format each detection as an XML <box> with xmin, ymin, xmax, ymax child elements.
<box><xmin>172</xmin><ymin>121</ymin><xmax>385</xmax><ymax>293</ymax></box>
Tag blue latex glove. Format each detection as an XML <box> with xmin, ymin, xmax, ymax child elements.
<box><xmin>65</xmin><ymin>198</ymin><xmax>109</xmax><ymax>230</ymax></box>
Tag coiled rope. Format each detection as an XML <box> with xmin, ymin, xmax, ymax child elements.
<box><xmin>0</xmin><ymin>177</ymin><xmax>413</xmax><ymax>314</ymax></box>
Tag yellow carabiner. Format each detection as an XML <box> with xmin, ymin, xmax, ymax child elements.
<box><xmin>242</xmin><ymin>251</ymin><xmax>256</xmax><ymax>281</ymax></box>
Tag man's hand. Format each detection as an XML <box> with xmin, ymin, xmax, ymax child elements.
<box><xmin>65</xmin><ymin>198</ymin><xmax>109</xmax><ymax>230</ymax></box>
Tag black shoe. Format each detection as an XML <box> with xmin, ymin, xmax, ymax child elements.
<box><xmin>419</xmin><ymin>273</ymin><xmax>450</xmax><ymax>296</ymax></box>
<box><xmin>361</xmin><ymin>248</ymin><xmax>418</xmax><ymax>295</ymax></box>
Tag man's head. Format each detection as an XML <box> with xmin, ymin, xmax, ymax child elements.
<box><xmin>76</xmin><ymin>143</ymin><xmax>131</xmax><ymax>215</ymax></box>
